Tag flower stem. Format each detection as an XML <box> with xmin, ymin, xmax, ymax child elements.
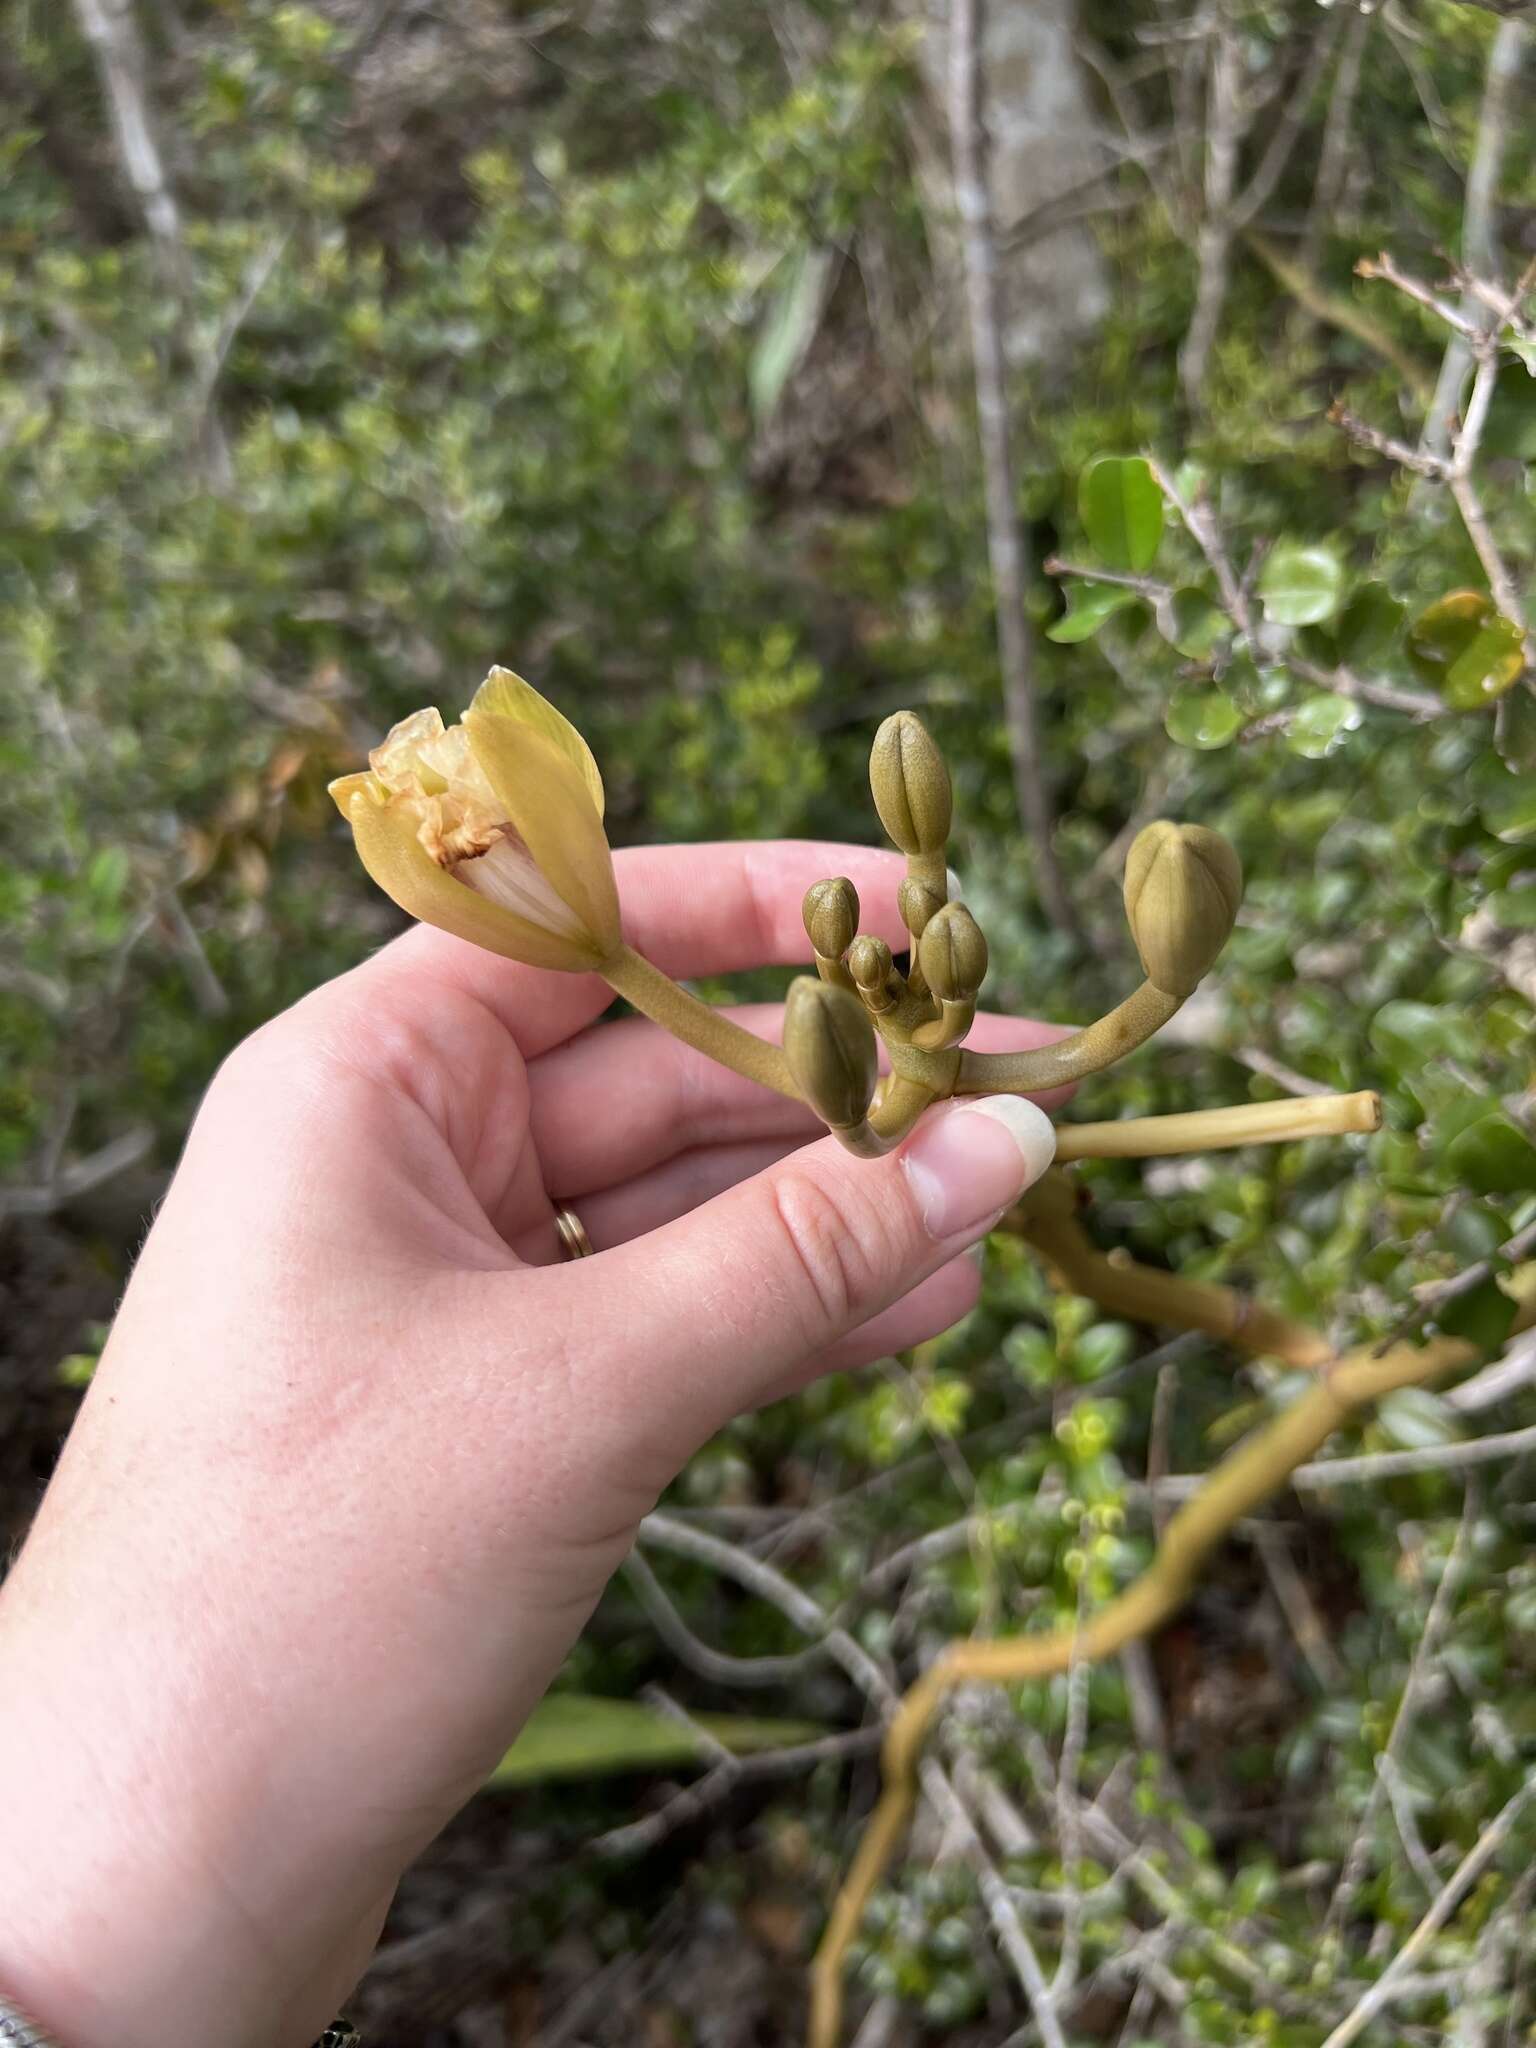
<box><xmin>1054</xmin><ymin>1091</ymin><xmax>1381</xmax><ymax>1161</ymax></box>
<box><xmin>601</xmin><ymin>944</ymin><xmax>800</xmax><ymax>1101</ymax></box>
<box><xmin>956</xmin><ymin>982</ymin><xmax>1181</xmax><ymax>1094</ymax></box>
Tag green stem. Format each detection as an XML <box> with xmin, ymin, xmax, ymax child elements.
<box><xmin>956</xmin><ymin>982</ymin><xmax>1181</xmax><ymax>1094</ymax></box>
<box><xmin>826</xmin><ymin>1077</ymin><xmax>935</xmax><ymax>1160</ymax></box>
<box><xmin>602</xmin><ymin>944</ymin><xmax>800</xmax><ymax>1101</ymax></box>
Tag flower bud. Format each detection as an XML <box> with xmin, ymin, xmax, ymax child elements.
<box><xmin>847</xmin><ymin>935</ymin><xmax>896</xmax><ymax>1012</ymax></box>
<box><xmin>917</xmin><ymin>901</ymin><xmax>988</xmax><ymax>1001</ymax></box>
<box><xmin>1123</xmin><ymin>821</ymin><xmax>1243</xmax><ymax>997</ymax></box>
<box><xmin>898</xmin><ymin>875</ymin><xmax>945</xmax><ymax>940</ymax></box>
<box><xmin>869</xmin><ymin>711</ymin><xmax>952</xmax><ymax>857</ymax></box>
<box><xmin>783</xmin><ymin>977</ymin><xmax>878</xmax><ymax>1131</ymax></box>
<box><xmin>803</xmin><ymin>877</ymin><xmax>859</xmax><ymax>963</ymax></box>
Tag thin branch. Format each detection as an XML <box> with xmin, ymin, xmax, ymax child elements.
<box><xmin>0</xmin><ymin>1125</ymin><xmax>155</xmax><ymax>1223</ymax></box>
<box><xmin>1355</xmin><ymin>252</ymin><xmax>1484</xmax><ymax>340</ymax></box>
<box><xmin>1421</xmin><ymin>19</ymin><xmax>1528</xmax><ymax>459</ymax></box>
<box><xmin>621</xmin><ymin>1547</ymin><xmax>829</xmax><ymax>1688</ymax></box>
<box><xmin>947</xmin><ymin>0</ymin><xmax>1079</xmax><ymax>940</ymax></box>
<box><xmin>1328</xmin><ymin>400</ymin><xmax>1450</xmax><ymax>479</ymax></box>
<box><xmin>1298</xmin><ymin>7</ymin><xmax>1371</xmax><ymax>279</ymax></box>
<box><xmin>1329</xmin><ymin>1485</ymin><xmax>1479</xmax><ymax>1929</ymax></box>
<box><xmin>1319</xmin><ymin>1774</ymin><xmax>1536</xmax><ymax>2048</ymax></box>
<box><xmin>592</xmin><ymin>1728</ymin><xmax>881</xmax><ymax>1860</ymax></box>
<box><xmin>918</xmin><ymin>1758</ymin><xmax>1070</xmax><ymax>2048</ymax></box>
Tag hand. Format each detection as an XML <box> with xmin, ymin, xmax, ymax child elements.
<box><xmin>0</xmin><ymin>840</ymin><xmax>1059</xmax><ymax>2048</ymax></box>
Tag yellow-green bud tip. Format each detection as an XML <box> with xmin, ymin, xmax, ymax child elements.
<box><xmin>803</xmin><ymin>877</ymin><xmax>859</xmax><ymax>962</ymax></box>
<box><xmin>783</xmin><ymin>977</ymin><xmax>879</xmax><ymax>1131</ymax></box>
<box><xmin>869</xmin><ymin>711</ymin><xmax>953</xmax><ymax>858</ymax></box>
<box><xmin>1123</xmin><ymin>822</ymin><xmax>1243</xmax><ymax>998</ymax></box>
<box><xmin>898</xmin><ymin>875</ymin><xmax>945</xmax><ymax>939</ymax></box>
<box><xmin>917</xmin><ymin>901</ymin><xmax>988</xmax><ymax>1001</ymax></box>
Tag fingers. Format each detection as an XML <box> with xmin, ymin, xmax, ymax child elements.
<box><xmin>556</xmin><ymin>1094</ymin><xmax>1057</xmax><ymax>1445</ymax></box>
<box><xmin>566</xmin><ymin>1136</ymin><xmax>800</xmax><ymax>1251</ymax></box>
<box><xmin>526</xmin><ymin>1003</ymin><xmax>819</xmax><ymax>1199</ymax></box>
<box><xmin>363</xmin><ymin>840</ymin><xmax>912</xmax><ymax>1058</ymax></box>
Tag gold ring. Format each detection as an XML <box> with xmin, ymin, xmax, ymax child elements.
<box><xmin>554</xmin><ymin>1205</ymin><xmax>595</xmax><ymax>1260</ymax></box>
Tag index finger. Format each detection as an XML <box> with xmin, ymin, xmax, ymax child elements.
<box><xmin>361</xmin><ymin>839</ymin><xmax>912</xmax><ymax>1058</ymax></box>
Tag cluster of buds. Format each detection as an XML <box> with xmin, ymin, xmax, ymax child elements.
<box><xmin>331</xmin><ymin>671</ymin><xmax>1362</xmax><ymax>1172</ymax></box>
<box><xmin>783</xmin><ymin>711</ymin><xmax>1244</xmax><ymax>1155</ymax></box>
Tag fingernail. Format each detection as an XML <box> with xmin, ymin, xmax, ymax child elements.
<box><xmin>901</xmin><ymin>1096</ymin><xmax>1057</xmax><ymax>1244</ymax></box>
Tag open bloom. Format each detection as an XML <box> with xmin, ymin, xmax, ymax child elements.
<box><xmin>329</xmin><ymin>668</ymin><xmax>621</xmax><ymax>971</ymax></box>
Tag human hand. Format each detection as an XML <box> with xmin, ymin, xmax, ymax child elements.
<box><xmin>0</xmin><ymin>840</ymin><xmax>1059</xmax><ymax>2048</ymax></box>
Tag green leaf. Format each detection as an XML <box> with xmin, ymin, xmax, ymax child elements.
<box><xmin>1336</xmin><ymin>582</ymin><xmax>1406</xmax><ymax>668</ymax></box>
<box><xmin>1164</xmin><ymin>588</ymin><xmax>1226</xmax><ymax>659</ymax></box>
<box><xmin>1046</xmin><ymin>580</ymin><xmax>1140</xmax><ymax>643</ymax></box>
<box><xmin>1495</xmin><ymin>687</ymin><xmax>1536</xmax><ymax>775</ymax></box>
<box><xmin>1481</xmin><ymin>361</ymin><xmax>1536</xmax><ymax>460</ymax></box>
<box><xmin>1445</xmin><ymin>1114</ymin><xmax>1536</xmax><ymax>1196</ymax></box>
<box><xmin>749</xmin><ymin>245</ymin><xmax>834</xmax><ymax>425</ymax></box>
<box><xmin>1407</xmin><ymin>592</ymin><xmax>1525</xmax><ymax>710</ymax></box>
<box><xmin>1079</xmin><ymin>455</ymin><xmax>1163</xmax><ymax>573</ymax></box>
<box><xmin>1369</xmin><ymin>1000</ymin><xmax>1450</xmax><ymax>1069</ymax></box>
<box><xmin>1377</xmin><ymin>1386</ymin><xmax>1462</xmax><ymax>1451</ymax></box>
<box><xmin>1438</xmin><ymin>1275</ymin><xmax>1518</xmax><ymax>1354</ymax></box>
<box><xmin>1481</xmin><ymin>769</ymin><xmax>1536</xmax><ymax>841</ymax></box>
<box><xmin>1166</xmin><ymin>689</ymin><xmax>1242</xmax><ymax>749</ymax></box>
<box><xmin>1257</xmin><ymin>544</ymin><xmax>1345</xmax><ymax>627</ymax></box>
<box><xmin>1287</xmin><ymin>691</ymin><xmax>1362</xmax><ymax>759</ymax></box>
<box><xmin>488</xmin><ymin>1695</ymin><xmax>823</xmax><ymax>1787</ymax></box>
<box><xmin>1488</xmin><ymin>886</ymin><xmax>1536</xmax><ymax>927</ymax></box>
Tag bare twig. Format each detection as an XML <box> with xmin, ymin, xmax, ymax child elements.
<box><xmin>1298</xmin><ymin>8</ymin><xmax>1372</xmax><ymax>279</ymax></box>
<box><xmin>1328</xmin><ymin>400</ymin><xmax>1450</xmax><ymax>479</ymax></box>
<box><xmin>1329</xmin><ymin>1485</ymin><xmax>1479</xmax><ymax>1928</ymax></box>
<box><xmin>1320</xmin><ymin>1774</ymin><xmax>1536</xmax><ymax>2048</ymax></box>
<box><xmin>621</xmin><ymin>1547</ymin><xmax>829</xmax><ymax>1688</ymax></box>
<box><xmin>918</xmin><ymin>1757</ymin><xmax>1070</xmax><ymax>2048</ymax></box>
<box><xmin>0</xmin><ymin>1125</ymin><xmax>155</xmax><ymax>1223</ymax></box>
<box><xmin>1422</xmin><ymin>20</ymin><xmax>1528</xmax><ymax>459</ymax></box>
<box><xmin>947</xmin><ymin>0</ymin><xmax>1079</xmax><ymax>940</ymax></box>
<box><xmin>593</xmin><ymin>1728</ymin><xmax>881</xmax><ymax>1860</ymax></box>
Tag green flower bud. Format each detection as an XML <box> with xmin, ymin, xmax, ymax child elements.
<box><xmin>1123</xmin><ymin>821</ymin><xmax>1243</xmax><ymax>997</ymax></box>
<box><xmin>803</xmin><ymin>876</ymin><xmax>859</xmax><ymax>962</ymax></box>
<box><xmin>783</xmin><ymin>976</ymin><xmax>878</xmax><ymax>1131</ymax></box>
<box><xmin>869</xmin><ymin>711</ymin><xmax>952</xmax><ymax>857</ymax></box>
<box><xmin>898</xmin><ymin>875</ymin><xmax>945</xmax><ymax>940</ymax></box>
<box><xmin>917</xmin><ymin>901</ymin><xmax>988</xmax><ymax>1001</ymax></box>
<box><xmin>847</xmin><ymin>934</ymin><xmax>893</xmax><ymax>991</ymax></box>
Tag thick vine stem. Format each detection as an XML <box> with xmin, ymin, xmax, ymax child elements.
<box><xmin>807</xmin><ymin>1268</ymin><xmax>1536</xmax><ymax>2048</ymax></box>
<box><xmin>1015</xmin><ymin>1211</ymin><xmax>1333</xmax><ymax>1369</ymax></box>
<box><xmin>601</xmin><ymin>943</ymin><xmax>800</xmax><ymax>1101</ymax></box>
<box><xmin>1054</xmin><ymin>1091</ymin><xmax>1382</xmax><ymax>1161</ymax></box>
<box><xmin>956</xmin><ymin>982</ymin><xmax>1181</xmax><ymax>1094</ymax></box>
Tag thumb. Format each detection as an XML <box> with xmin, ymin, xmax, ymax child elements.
<box><xmin>582</xmin><ymin>1094</ymin><xmax>1056</xmax><ymax>1434</ymax></box>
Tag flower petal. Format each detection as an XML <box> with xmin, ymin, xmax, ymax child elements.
<box><xmin>340</xmin><ymin>781</ymin><xmax>606</xmax><ymax>972</ymax></box>
<box><xmin>329</xmin><ymin>770</ymin><xmax>380</xmax><ymax>818</ymax></box>
<box><xmin>468</xmin><ymin>668</ymin><xmax>606</xmax><ymax>819</ymax></box>
<box><xmin>463</xmin><ymin>713</ymin><xmax>621</xmax><ymax>959</ymax></box>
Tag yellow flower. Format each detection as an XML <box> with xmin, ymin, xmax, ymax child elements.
<box><xmin>329</xmin><ymin>668</ymin><xmax>621</xmax><ymax>971</ymax></box>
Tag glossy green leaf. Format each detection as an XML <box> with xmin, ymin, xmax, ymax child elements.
<box><xmin>488</xmin><ymin>1695</ymin><xmax>822</xmax><ymax>1786</ymax></box>
<box><xmin>1257</xmin><ymin>544</ymin><xmax>1345</xmax><ymax>627</ymax></box>
<box><xmin>1445</xmin><ymin>1113</ymin><xmax>1536</xmax><ymax>1196</ymax></box>
<box><xmin>1481</xmin><ymin>772</ymin><xmax>1536</xmax><ymax>841</ymax></box>
<box><xmin>1166</xmin><ymin>689</ymin><xmax>1242</xmax><ymax>749</ymax></box>
<box><xmin>1407</xmin><ymin>592</ymin><xmax>1525</xmax><ymax>710</ymax></box>
<box><xmin>1079</xmin><ymin>455</ymin><xmax>1164</xmax><ymax>573</ymax></box>
<box><xmin>1165</xmin><ymin>588</ymin><xmax>1226</xmax><ymax>659</ymax></box>
<box><xmin>1336</xmin><ymin>582</ymin><xmax>1406</xmax><ymax>668</ymax></box>
<box><xmin>1369</xmin><ymin>1000</ymin><xmax>1450</xmax><ymax>1069</ymax></box>
<box><xmin>1438</xmin><ymin>1275</ymin><xmax>1518</xmax><ymax>1353</ymax></box>
<box><xmin>1495</xmin><ymin>687</ymin><xmax>1536</xmax><ymax>775</ymax></box>
<box><xmin>1287</xmin><ymin>692</ymin><xmax>1362</xmax><ymax>759</ymax></box>
<box><xmin>1046</xmin><ymin>580</ymin><xmax>1140</xmax><ymax>643</ymax></box>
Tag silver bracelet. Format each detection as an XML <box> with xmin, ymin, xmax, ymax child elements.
<box><xmin>0</xmin><ymin>1996</ymin><xmax>360</xmax><ymax>2045</ymax></box>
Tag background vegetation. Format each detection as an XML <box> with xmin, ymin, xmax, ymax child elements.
<box><xmin>2</xmin><ymin>0</ymin><xmax>1535</xmax><ymax>2041</ymax></box>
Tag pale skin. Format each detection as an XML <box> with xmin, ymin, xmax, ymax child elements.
<box><xmin>0</xmin><ymin>839</ymin><xmax>1062</xmax><ymax>2048</ymax></box>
